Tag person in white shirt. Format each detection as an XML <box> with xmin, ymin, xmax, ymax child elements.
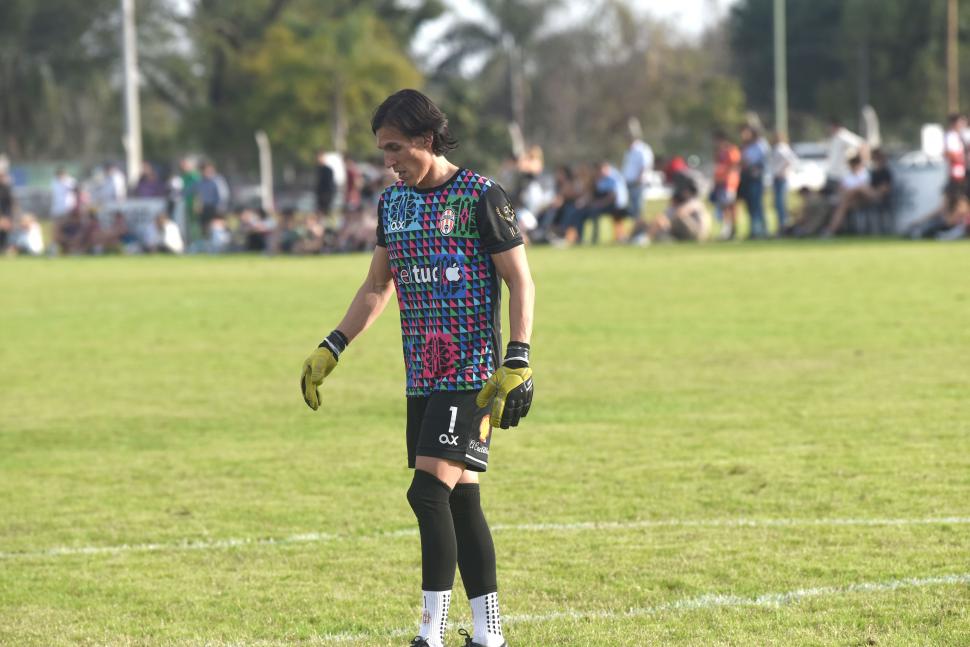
<box><xmin>50</xmin><ymin>168</ymin><xmax>77</xmax><ymax>218</ymax></box>
<box><xmin>143</xmin><ymin>212</ymin><xmax>184</xmax><ymax>254</ymax></box>
<box><xmin>825</xmin><ymin>119</ymin><xmax>866</xmax><ymax>190</ymax></box>
<box><xmin>768</xmin><ymin>132</ymin><xmax>799</xmax><ymax>231</ymax></box>
<box><xmin>944</xmin><ymin>113</ymin><xmax>967</xmax><ymax>185</ymax></box>
<box><xmin>621</xmin><ymin>134</ymin><xmax>654</xmax><ymax>220</ymax></box>
<box><xmin>11</xmin><ymin>214</ymin><xmax>44</xmax><ymax>255</ymax></box>
<box><xmin>104</xmin><ymin>163</ymin><xmax>128</xmax><ymax>204</ymax></box>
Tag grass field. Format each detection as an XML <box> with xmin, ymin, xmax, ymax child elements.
<box><xmin>2</xmin><ymin>240</ymin><xmax>969</xmax><ymax>646</ymax></box>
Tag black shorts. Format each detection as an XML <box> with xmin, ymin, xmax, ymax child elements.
<box><xmin>407</xmin><ymin>391</ymin><xmax>493</xmax><ymax>472</ymax></box>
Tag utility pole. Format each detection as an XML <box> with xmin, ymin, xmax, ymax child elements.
<box><xmin>121</xmin><ymin>0</ymin><xmax>143</xmax><ymax>187</ymax></box>
<box><xmin>948</xmin><ymin>0</ymin><xmax>959</xmax><ymax>114</ymax></box>
<box><xmin>773</xmin><ymin>0</ymin><xmax>788</xmax><ymax>137</ymax></box>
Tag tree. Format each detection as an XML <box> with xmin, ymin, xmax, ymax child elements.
<box><xmin>239</xmin><ymin>9</ymin><xmax>423</xmax><ymax>160</ymax></box>
<box><xmin>0</xmin><ymin>0</ymin><xmax>120</xmax><ymax>159</ymax></box>
<box><xmin>434</xmin><ymin>0</ymin><xmax>564</xmax><ymax>134</ymax></box>
<box><xmin>730</xmin><ymin>0</ymin><xmax>970</xmax><ymax>141</ymax></box>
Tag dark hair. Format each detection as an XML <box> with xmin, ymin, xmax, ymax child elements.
<box><xmin>371</xmin><ymin>89</ymin><xmax>458</xmax><ymax>155</ymax></box>
<box><xmin>948</xmin><ymin>113</ymin><xmax>965</xmax><ymax>126</ymax></box>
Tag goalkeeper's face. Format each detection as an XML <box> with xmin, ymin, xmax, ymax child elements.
<box><xmin>376</xmin><ymin>126</ymin><xmax>434</xmax><ymax>187</ymax></box>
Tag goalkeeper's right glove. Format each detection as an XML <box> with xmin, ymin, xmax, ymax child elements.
<box><xmin>476</xmin><ymin>341</ymin><xmax>533</xmax><ymax>429</ymax></box>
<box><xmin>301</xmin><ymin>330</ymin><xmax>348</xmax><ymax>410</ymax></box>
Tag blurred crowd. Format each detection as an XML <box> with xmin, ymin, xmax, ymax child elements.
<box><xmin>2</xmin><ymin>113</ymin><xmax>969</xmax><ymax>258</ymax></box>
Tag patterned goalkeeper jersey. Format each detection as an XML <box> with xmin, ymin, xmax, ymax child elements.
<box><xmin>376</xmin><ymin>168</ymin><xmax>523</xmax><ymax>396</ymax></box>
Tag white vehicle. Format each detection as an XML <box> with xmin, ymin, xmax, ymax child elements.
<box><xmin>789</xmin><ymin>142</ymin><xmax>827</xmax><ymax>191</ymax></box>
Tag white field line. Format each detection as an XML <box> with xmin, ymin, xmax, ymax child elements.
<box><xmin>213</xmin><ymin>573</ymin><xmax>970</xmax><ymax>645</ymax></box>
<box><xmin>1</xmin><ymin>516</ymin><xmax>969</xmax><ymax>560</ymax></box>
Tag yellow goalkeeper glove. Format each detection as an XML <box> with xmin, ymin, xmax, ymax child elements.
<box><xmin>476</xmin><ymin>341</ymin><xmax>533</xmax><ymax>429</ymax></box>
<box><xmin>301</xmin><ymin>330</ymin><xmax>348</xmax><ymax>410</ymax></box>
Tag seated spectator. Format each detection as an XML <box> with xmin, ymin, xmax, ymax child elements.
<box><xmin>630</xmin><ymin>178</ymin><xmax>711</xmax><ymax>246</ymax></box>
<box><xmin>535</xmin><ymin>165</ymin><xmax>582</xmax><ymax>243</ymax></box>
<box><xmin>144</xmin><ymin>212</ymin><xmax>185</xmax><ymax>254</ymax></box>
<box><xmin>207</xmin><ymin>216</ymin><xmax>232</xmax><ymax>253</ymax></box>
<box><xmin>562</xmin><ymin>161</ymin><xmax>629</xmax><ymax>245</ymax></box>
<box><xmin>237</xmin><ymin>207</ymin><xmax>275</xmax><ymax>252</ymax></box>
<box><xmin>97</xmin><ymin>211</ymin><xmax>140</xmax><ymax>254</ymax></box>
<box><xmin>53</xmin><ymin>208</ymin><xmax>99</xmax><ymax>254</ymax></box>
<box><xmin>823</xmin><ymin>150</ymin><xmax>893</xmax><ymax>236</ymax></box>
<box><xmin>782</xmin><ymin>188</ymin><xmax>832</xmax><ymax>238</ymax></box>
<box><xmin>904</xmin><ymin>180</ymin><xmax>970</xmax><ymax>240</ymax></box>
<box><xmin>334</xmin><ymin>203</ymin><xmax>378</xmax><ymax>252</ymax></box>
<box><xmin>295</xmin><ymin>212</ymin><xmax>327</xmax><ymax>254</ymax></box>
<box><xmin>275</xmin><ymin>209</ymin><xmax>302</xmax><ymax>254</ymax></box>
<box><xmin>9</xmin><ymin>214</ymin><xmax>44</xmax><ymax>256</ymax></box>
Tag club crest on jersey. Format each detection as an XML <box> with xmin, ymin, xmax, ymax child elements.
<box><xmin>438</xmin><ymin>208</ymin><xmax>456</xmax><ymax>235</ymax></box>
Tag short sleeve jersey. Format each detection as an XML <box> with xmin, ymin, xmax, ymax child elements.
<box><xmin>376</xmin><ymin>168</ymin><xmax>523</xmax><ymax>396</ymax></box>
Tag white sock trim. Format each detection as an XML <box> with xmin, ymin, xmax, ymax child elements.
<box><xmin>420</xmin><ymin>590</ymin><xmax>451</xmax><ymax>647</ymax></box>
<box><xmin>471</xmin><ymin>592</ymin><xmax>504</xmax><ymax>646</ymax></box>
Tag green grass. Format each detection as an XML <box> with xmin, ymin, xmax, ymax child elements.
<box><xmin>1</xmin><ymin>241</ymin><xmax>969</xmax><ymax>646</ymax></box>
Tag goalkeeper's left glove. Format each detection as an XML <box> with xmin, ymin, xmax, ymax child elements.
<box><xmin>476</xmin><ymin>341</ymin><xmax>533</xmax><ymax>429</ymax></box>
<box><xmin>301</xmin><ymin>330</ymin><xmax>348</xmax><ymax>410</ymax></box>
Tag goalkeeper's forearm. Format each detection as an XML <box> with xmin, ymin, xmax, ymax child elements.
<box><xmin>334</xmin><ymin>277</ymin><xmax>394</xmax><ymax>343</ymax></box>
<box><xmin>505</xmin><ymin>271</ymin><xmax>535</xmax><ymax>345</ymax></box>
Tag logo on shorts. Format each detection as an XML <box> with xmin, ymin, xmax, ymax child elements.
<box><xmin>438</xmin><ymin>208</ymin><xmax>455</xmax><ymax>235</ymax></box>
<box><xmin>479</xmin><ymin>415</ymin><xmax>491</xmax><ymax>442</ymax></box>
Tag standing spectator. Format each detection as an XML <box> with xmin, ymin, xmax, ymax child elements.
<box><xmin>315</xmin><ymin>150</ymin><xmax>336</xmax><ymax>216</ymax></box>
<box><xmin>178</xmin><ymin>157</ymin><xmax>201</xmax><ymax>242</ymax></box>
<box><xmin>134</xmin><ymin>162</ymin><xmax>166</xmax><ymax>198</ymax></box>
<box><xmin>825</xmin><ymin>118</ymin><xmax>866</xmax><ymax>191</ymax></box>
<box><xmin>0</xmin><ymin>170</ymin><xmax>14</xmax><ymax>218</ymax></box>
<box><xmin>343</xmin><ymin>154</ymin><xmax>362</xmax><ymax>213</ymax></box>
<box><xmin>739</xmin><ymin>125</ymin><xmax>768</xmax><ymax>239</ymax></box>
<box><xmin>711</xmin><ymin>131</ymin><xmax>741</xmax><ymax>240</ymax></box>
<box><xmin>768</xmin><ymin>131</ymin><xmax>798</xmax><ymax>233</ymax></box>
<box><xmin>195</xmin><ymin>162</ymin><xmax>229</xmax><ymax>238</ymax></box>
<box><xmin>50</xmin><ymin>167</ymin><xmax>77</xmax><ymax>218</ymax></box>
<box><xmin>0</xmin><ymin>171</ymin><xmax>14</xmax><ymax>252</ymax></box>
<box><xmin>944</xmin><ymin>113</ymin><xmax>967</xmax><ymax>188</ymax></box>
<box><xmin>98</xmin><ymin>163</ymin><xmax>127</xmax><ymax>205</ymax></box>
<box><xmin>621</xmin><ymin>130</ymin><xmax>654</xmax><ymax>221</ymax></box>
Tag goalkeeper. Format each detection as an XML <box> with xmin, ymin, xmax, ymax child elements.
<box><xmin>301</xmin><ymin>89</ymin><xmax>535</xmax><ymax>647</ymax></box>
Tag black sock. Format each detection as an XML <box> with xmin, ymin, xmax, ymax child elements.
<box><xmin>449</xmin><ymin>483</ymin><xmax>498</xmax><ymax>599</ymax></box>
<box><xmin>407</xmin><ymin>470</ymin><xmax>457</xmax><ymax>591</ymax></box>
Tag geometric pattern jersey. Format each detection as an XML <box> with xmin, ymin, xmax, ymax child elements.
<box><xmin>376</xmin><ymin>168</ymin><xmax>523</xmax><ymax>396</ymax></box>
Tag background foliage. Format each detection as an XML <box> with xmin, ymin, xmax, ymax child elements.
<box><xmin>1</xmin><ymin>0</ymin><xmax>965</xmax><ymax>171</ymax></box>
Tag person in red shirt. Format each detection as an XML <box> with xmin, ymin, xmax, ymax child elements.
<box><xmin>711</xmin><ymin>131</ymin><xmax>741</xmax><ymax>240</ymax></box>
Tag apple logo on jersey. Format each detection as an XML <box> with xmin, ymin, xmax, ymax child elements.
<box><xmin>438</xmin><ymin>208</ymin><xmax>456</xmax><ymax>235</ymax></box>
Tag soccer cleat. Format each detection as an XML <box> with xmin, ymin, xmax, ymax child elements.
<box><xmin>458</xmin><ymin>628</ymin><xmax>508</xmax><ymax>647</ymax></box>
<box><xmin>409</xmin><ymin>637</ymin><xmax>431</xmax><ymax>647</ymax></box>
